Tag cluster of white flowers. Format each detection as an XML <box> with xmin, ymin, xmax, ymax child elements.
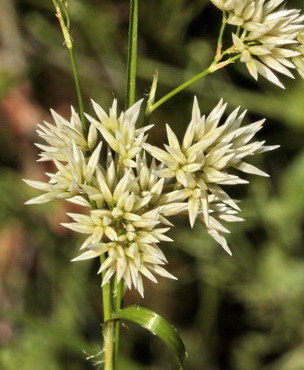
<box><xmin>144</xmin><ymin>98</ymin><xmax>278</xmax><ymax>254</ymax></box>
<box><xmin>25</xmin><ymin>98</ymin><xmax>277</xmax><ymax>295</ymax></box>
<box><xmin>211</xmin><ymin>0</ymin><xmax>304</xmax><ymax>87</ymax></box>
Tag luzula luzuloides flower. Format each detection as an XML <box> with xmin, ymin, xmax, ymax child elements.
<box><xmin>65</xmin><ymin>164</ymin><xmax>176</xmax><ymax>298</ymax></box>
<box><xmin>211</xmin><ymin>0</ymin><xmax>304</xmax><ymax>87</ymax></box>
<box><xmin>25</xmin><ymin>97</ymin><xmax>277</xmax><ymax>293</ymax></box>
<box><xmin>36</xmin><ymin>107</ymin><xmax>98</xmax><ymax>162</ymax></box>
<box><xmin>143</xmin><ymin>97</ymin><xmax>278</xmax><ymax>254</ymax></box>
<box><xmin>85</xmin><ymin>99</ymin><xmax>152</xmax><ymax>168</ymax></box>
<box><xmin>25</xmin><ymin>100</ymin><xmax>176</xmax><ymax>297</ymax></box>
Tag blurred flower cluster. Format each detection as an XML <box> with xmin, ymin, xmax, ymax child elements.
<box><xmin>25</xmin><ymin>98</ymin><xmax>277</xmax><ymax>295</ymax></box>
<box><xmin>211</xmin><ymin>0</ymin><xmax>304</xmax><ymax>87</ymax></box>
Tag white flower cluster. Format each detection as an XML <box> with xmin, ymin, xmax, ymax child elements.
<box><xmin>25</xmin><ymin>98</ymin><xmax>277</xmax><ymax>295</ymax></box>
<box><xmin>144</xmin><ymin>98</ymin><xmax>278</xmax><ymax>254</ymax></box>
<box><xmin>211</xmin><ymin>0</ymin><xmax>304</xmax><ymax>87</ymax></box>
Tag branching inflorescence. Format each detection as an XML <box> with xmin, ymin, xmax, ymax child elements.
<box><xmin>25</xmin><ymin>98</ymin><xmax>278</xmax><ymax>296</ymax></box>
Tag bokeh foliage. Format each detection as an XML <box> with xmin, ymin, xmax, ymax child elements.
<box><xmin>0</xmin><ymin>0</ymin><xmax>304</xmax><ymax>369</ymax></box>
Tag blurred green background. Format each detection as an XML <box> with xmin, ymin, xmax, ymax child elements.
<box><xmin>1</xmin><ymin>0</ymin><xmax>304</xmax><ymax>369</ymax></box>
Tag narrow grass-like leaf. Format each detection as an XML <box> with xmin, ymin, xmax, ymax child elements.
<box><xmin>113</xmin><ymin>305</ymin><xmax>187</xmax><ymax>368</ymax></box>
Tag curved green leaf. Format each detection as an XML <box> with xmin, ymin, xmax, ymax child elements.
<box><xmin>113</xmin><ymin>305</ymin><xmax>187</xmax><ymax>368</ymax></box>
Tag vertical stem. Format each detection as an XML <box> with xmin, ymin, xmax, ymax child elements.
<box><xmin>103</xmin><ymin>320</ymin><xmax>115</xmax><ymax>370</ymax></box>
<box><xmin>113</xmin><ymin>279</ymin><xmax>123</xmax><ymax>369</ymax></box>
<box><xmin>68</xmin><ymin>46</ymin><xmax>87</xmax><ymax>135</ymax></box>
<box><xmin>51</xmin><ymin>0</ymin><xmax>87</xmax><ymax>136</ymax></box>
<box><xmin>236</xmin><ymin>25</ymin><xmax>242</xmax><ymax>37</ymax></box>
<box><xmin>101</xmin><ymin>257</ymin><xmax>115</xmax><ymax>370</ymax></box>
<box><xmin>125</xmin><ymin>0</ymin><xmax>138</xmax><ymax>109</ymax></box>
<box><xmin>215</xmin><ymin>13</ymin><xmax>227</xmax><ymax>60</ymax></box>
<box><xmin>102</xmin><ymin>280</ymin><xmax>112</xmax><ymax>325</ymax></box>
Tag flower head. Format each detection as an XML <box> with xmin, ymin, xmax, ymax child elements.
<box><xmin>211</xmin><ymin>0</ymin><xmax>304</xmax><ymax>87</ymax></box>
<box><xmin>211</xmin><ymin>0</ymin><xmax>262</xmax><ymax>26</ymax></box>
<box><xmin>25</xmin><ymin>141</ymin><xmax>102</xmax><ymax>204</ymax></box>
<box><xmin>63</xmin><ymin>157</ymin><xmax>176</xmax><ymax>297</ymax></box>
<box><xmin>85</xmin><ymin>99</ymin><xmax>152</xmax><ymax>168</ymax></box>
<box><xmin>143</xmin><ymin>97</ymin><xmax>278</xmax><ymax>253</ymax></box>
<box><xmin>25</xmin><ymin>99</ymin><xmax>176</xmax><ymax>296</ymax></box>
<box><xmin>36</xmin><ymin>107</ymin><xmax>98</xmax><ymax>162</ymax></box>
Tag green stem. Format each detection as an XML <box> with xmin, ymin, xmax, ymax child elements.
<box><xmin>215</xmin><ymin>13</ymin><xmax>227</xmax><ymax>60</ymax></box>
<box><xmin>145</xmin><ymin>17</ymin><xmax>241</xmax><ymax>116</ymax></box>
<box><xmin>102</xmin><ymin>279</ymin><xmax>112</xmax><ymax>323</ymax></box>
<box><xmin>68</xmin><ymin>47</ymin><xmax>87</xmax><ymax>135</ymax></box>
<box><xmin>113</xmin><ymin>279</ymin><xmax>123</xmax><ymax>369</ymax></box>
<box><xmin>125</xmin><ymin>0</ymin><xmax>138</xmax><ymax>109</ymax></box>
<box><xmin>101</xmin><ymin>257</ymin><xmax>115</xmax><ymax>370</ymax></box>
<box><xmin>236</xmin><ymin>25</ymin><xmax>242</xmax><ymax>37</ymax></box>
<box><xmin>147</xmin><ymin>53</ymin><xmax>241</xmax><ymax>115</ymax></box>
<box><xmin>51</xmin><ymin>0</ymin><xmax>87</xmax><ymax>135</ymax></box>
<box><xmin>148</xmin><ymin>65</ymin><xmax>214</xmax><ymax>114</ymax></box>
<box><xmin>103</xmin><ymin>319</ymin><xmax>115</xmax><ymax>370</ymax></box>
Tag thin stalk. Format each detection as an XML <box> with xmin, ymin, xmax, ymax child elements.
<box><xmin>101</xmin><ymin>256</ymin><xmax>115</xmax><ymax>370</ymax></box>
<box><xmin>51</xmin><ymin>0</ymin><xmax>87</xmax><ymax>135</ymax></box>
<box><xmin>113</xmin><ymin>279</ymin><xmax>123</xmax><ymax>369</ymax></box>
<box><xmin>148</xmin><ymin>66</ymin><xmax>214</xmax><ymax>114</ymax></box>
<box><xmin>236</xmin><ymin>25</ymin><xmax>242</xmax><ymax>37</ymax></box>
<box><xmin>215</xmin><ymin>13</ymin><xmax>227</xmax><ymax>60</ymax></box>
<box><xmin>125</xmin><ymin>0</ymin><xmax>138</xmax><ymax>109</ymax></box>
<box><xmin>147</xmin><ymin>53</ymin><xmax>241</xmax><ymax>115</ymax></box>
<box><xmin>146</xmin><ymin>16</ymin><xmax>240</xmax><ymax>116</ymax></box>
<box><xmin>103</xmin><ymin>319</ymin><xmax>115</xmax><ymax>370</ymax></box>
<box><xmin>68</xmin><ymin>47</ymin><xmax>87</xmax><ymax>135</ymax></box>
<box><xmin>102</xmin><ymin>277</ymin><xmax>112</xmax><ymax>322</ymax></box>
